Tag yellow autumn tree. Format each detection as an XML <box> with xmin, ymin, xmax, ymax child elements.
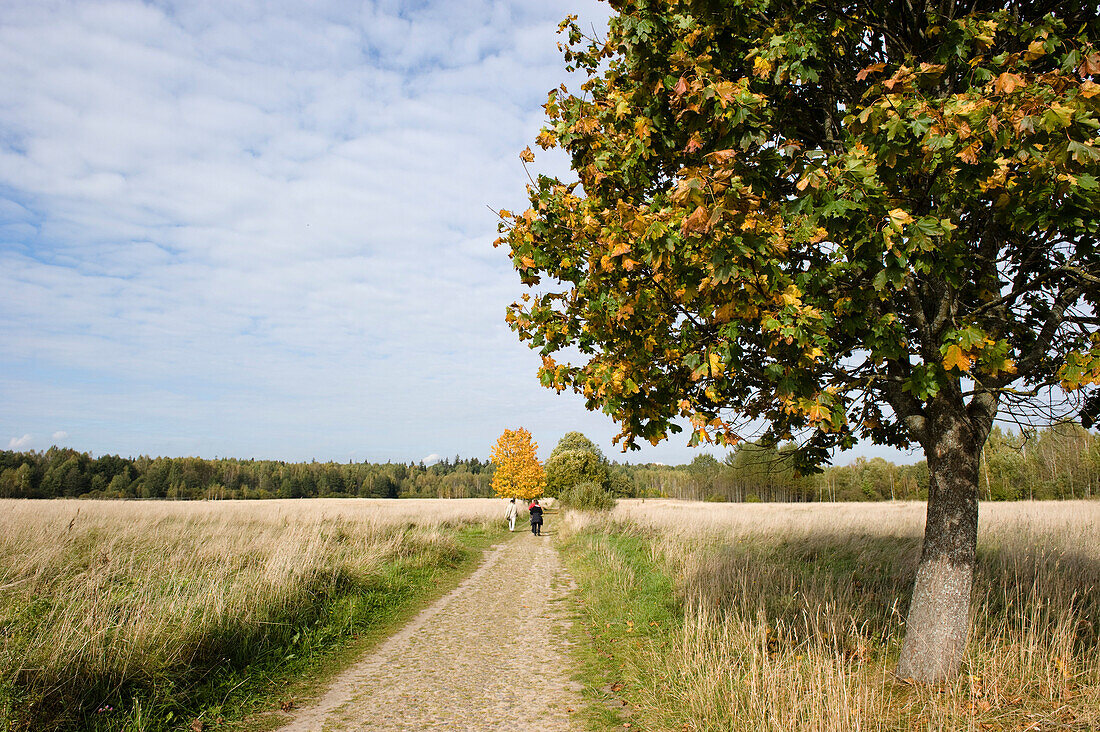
<box><xmin>490</xmin><ymin>428</ymin><xmax>545</xmax><ymax>500</ymax></box>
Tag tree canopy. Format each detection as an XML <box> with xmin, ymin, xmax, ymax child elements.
<box><xmin>544</xmin><ymin>431</ymin><xmax>610</xmax><ymax>495</ymax></box>
<box><xmin>499</xmin><ymin>0</ymin><xmax>1100</xmax><ymax>683</ymax></box>
<box><xmin>490</xmin><ymin>428</ymin><xmax>546</xmax><ymax>500</ymax></box>
<box><xmin>500</xmin><ymin>0</ymin><xmax>1100</xmax><ymax>466</ymax></box>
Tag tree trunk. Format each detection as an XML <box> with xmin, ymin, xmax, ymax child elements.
<box><xmin>897</xmin><ymin>412</ymin><xmax>981</xmax><ymax>683</ymax></box>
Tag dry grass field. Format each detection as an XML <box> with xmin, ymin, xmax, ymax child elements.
<box><xmin>0</xmin><ymin>498</ymin><xmax>504</xmax><ymax>730</ymax></box>
<box><xmin>563</xmin><ymin>500</ymin><xmax>1100</xmax><ymax>731</ymax></box>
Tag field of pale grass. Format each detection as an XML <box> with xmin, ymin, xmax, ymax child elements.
<box><xmin>564</xmin><ymin>500</ymin><xmax>1100</xmax><ymax>731</ymax></box>
<box><xmin>0</xmin><ymin>498</ymin><xmax>504</xmax><ymax>730</ymax></box>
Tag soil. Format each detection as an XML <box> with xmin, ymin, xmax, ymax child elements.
<box><xmin>273</xmin><ymin>529</ymin><xmax>583</xmax><ymax>731</ymax></box>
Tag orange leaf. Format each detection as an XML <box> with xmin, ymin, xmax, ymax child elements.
<box><xmin>520</xmin><ymin>146</ymin><xmax>535</xmax><ymax>163</ymax></box>
<box><xmin>994</xmin><ymin>72</ymin><xmax>1024</xmax><ymax>94</ymax></box>
<box><xmin>957</xmin><ymin>142</ymin><xmax>981</xmax><ymax>164</ymax></box>
<box><xmin>681</xmin><ymin>206</ymin><xmax>710</xmax><ymax>237</ymax></box>
<box><xmin>707</xmin><ymin>149</ymin><xmax>738</xmax><ymax>164</ymax></box>
<box><xmin>856</xmin><ymin>63</ymin><xmax>886</xmax><ymax>82</ymax></box>
<box><xmin>942</xmin><ymin>344</ymin><xmax>972</xmax><ymax>372</ymax></box>
<box><xmin>1080</xmin><ymin>53</ymin><xmax>1100</xmax><ymax>76</ymax></box>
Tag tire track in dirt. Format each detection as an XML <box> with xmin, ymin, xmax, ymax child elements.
<box><xmin>274</xmin><ymin>532</ymin><xmax>582</xmax><ymax>731</ymax></box>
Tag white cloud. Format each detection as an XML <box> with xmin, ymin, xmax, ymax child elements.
<box><xmin>52</xmin><ymin>430</ymin><xmax>68</xmax><ymax>441</ymax></box>
<box><xmin>7</xmin><ymin>434</ymin><xmax>32</xmax><ymax>450</ymax></box>
<box><xmin>0</xmin><ymin>1</ymin><xmax>917</xmax><ymax>467</ymax></box>
<box><xmin>421</xmin><ymin>454</ymin><xmax>442</xmax><ymax>466</ymax></box>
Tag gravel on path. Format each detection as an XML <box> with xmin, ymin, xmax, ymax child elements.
<box><xmin>274</xmin><ymin>531</ymin><xmax>583</xmax><ymax>731</ymax></box>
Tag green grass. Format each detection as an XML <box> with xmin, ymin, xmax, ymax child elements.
<box><xmin>559</xmin><ymin>523</ymin><xmax>682</xmax><ymax>730</ymax></box>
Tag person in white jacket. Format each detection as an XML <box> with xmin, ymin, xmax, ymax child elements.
<box><xmin>505</xmin><ymin>498</ymin><xmax>517</xmax><ymax>531</ymax></box>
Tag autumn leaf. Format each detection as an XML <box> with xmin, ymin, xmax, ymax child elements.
<box><xmin>673</xmin><ymin>76</ymin><xmax>688</xmax><ymax>96</ymax></box>
<box><xmin>1080</xmin><ymin>53</ymin><xmax>1100</xmax><ymax>76</ymax></box>
<box><xmin>942</xmin><ymin>345</ymin><xmax>972</xmax><ymax>373</ymax></box>
<box><xmin>681</xmin><ymin>205</ymin><xmax>710</xmax><ymax>237</ymax></box>
<box><xmin>713</xmin><ymin>81</ymin><xmax>738</xmax><ymax>107</ymax></box>
<box><xmin>994</xmin><ymin>72</ymin><xmax>1024</xmax><ymax>94</ymax></box>
<box><xmin>707</xmin><ymin>149</ymin><xmax>739</xmax><ymax>165</ymax></box>
<box><xmin>856</xmin><ymin>62</ymin><xmax>886</xmax><ymax>82</ymax></box>
<box><xmin>807</xmin><ymin>403</ymin><xmax>830</xmax><ymax>423</ymax></box>
<box><xmin>888</xmin><ymin>208</ymin><xmax>913</xmax><ymax>228</ymax></box>
<box><xmin>1024</xmin><ymin>40</ymin><xmax>1047</xmax><ymax>61</ymax></box>
<box><xmin>536</xmin><ymin>130</ymin><xmax>556</xmax><ymax>149</ymax></box>
<box><xmin>520</xmin><ymin>146</ymin><xmax>535</xmax><ymax>163</ymax></box>
<box><xmin>780</xmin><ymin>284</ymin><xmax>803</xmax><ymax>307</ymax></box>
<box><xmin>957</xmin><ymin>142</ymin><xmax>981</xmax><ymax>164</ymax></box>
<box><xmin>670</xmin><ymin>177</ymin><xmax>703</xmax><ymax>203</ymax></box>
<box><xmin>572</xmin><ymin>117</ymin><xmax>599</xmax><ymax>134</ymax></box>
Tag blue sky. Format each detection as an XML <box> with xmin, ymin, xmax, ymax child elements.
<box><xmin>0</xmin><ymin>0</ymin><xmax>918</xmax><ymax>466</ymax></box>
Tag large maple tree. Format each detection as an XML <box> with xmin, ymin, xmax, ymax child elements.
<box><xmin>498</xmin><ymin>0</ymin><xmax>1100</xmax><ymax>681</ymax></box>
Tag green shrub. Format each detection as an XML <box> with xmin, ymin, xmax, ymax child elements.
<box><xmin>560</xmin><ymin>481</ymin><xmax>616</xmax><ymax>511</ymax></box>
<box><xmin>704</xmin><ymin>493</ymin><xmax>728</xmax><ymax>502</ymax></box>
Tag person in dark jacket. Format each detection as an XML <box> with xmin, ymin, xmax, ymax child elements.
<box><xmin>528</xmin><ymin>499</ymin><xmax>544</xmax><ymax>535</ymax></box>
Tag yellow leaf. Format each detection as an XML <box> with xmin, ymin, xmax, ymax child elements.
<box><xmin>942</xmin><ymin>344</ymin><xmax>972</xmax><ymax>372</ymax></box>
<box><xmin>888</xmin><ymin>208</ymin><xmax>913</xmax><ymax>228</ymax></box>
<box><xmin>1024</xmin><ymin>40</ymin><xmax>1046</xmax><ymax>61</ymax></box>
<box><xmin>520</xmin><ymin>146</ymin><xmax>535</xmax><ymax>163</ymax></box>
<box><xmin>780</xmin><ymin>284</ymin><xmax>803</xmax><ymax>307</ymax></box>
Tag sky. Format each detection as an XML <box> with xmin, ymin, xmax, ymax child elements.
<box><xmin>0</xmin><ymin>0</ymin><xmax>919</xmax><ymax>466</ymax></box>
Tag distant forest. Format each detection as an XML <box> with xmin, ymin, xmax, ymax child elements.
<box><xmin>1</xmin><ymin>423</ymin><xmax>1097</xmax><ymax>502</ymax></box>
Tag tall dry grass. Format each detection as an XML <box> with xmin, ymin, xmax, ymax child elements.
<box><xmin>0</xmin><ymin>498</ymin><xmax>503</xmax><ymax>728</ymax></box>
<box><xmin>567</xmin><ymin>500</ymin><xmax>1100</xmax><ymax>731</ymax></box>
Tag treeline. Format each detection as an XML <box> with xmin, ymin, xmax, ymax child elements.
<box><xmin>1</xmin><ymin>423</ymin><xmax>1096</xmax><ymax>502</ymax></box>
<box><xmin>621</xmin><ymin>423</ymin><xmax>1099</xmax><ymax>502</ymax></box>
<box><xmin>0</xmin><ymin>451</ymin><xmax>495</xmax><ymax>500</ymax></box>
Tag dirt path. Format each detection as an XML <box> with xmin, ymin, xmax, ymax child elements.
<box><xmin>274</xmin><ymin>531</ymin><xmax>583</xmax><ymax>731</ymax></box>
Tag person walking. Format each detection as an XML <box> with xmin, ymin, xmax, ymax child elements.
<box><xmin>505</xmin><ymin>498</ymin><xmax>517</xmax><ymax>532</ymax></box>
<box><xmin>528</xmin><ymin>499</ymin><xmax>544</xmax><ymax>536</ymax></box>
